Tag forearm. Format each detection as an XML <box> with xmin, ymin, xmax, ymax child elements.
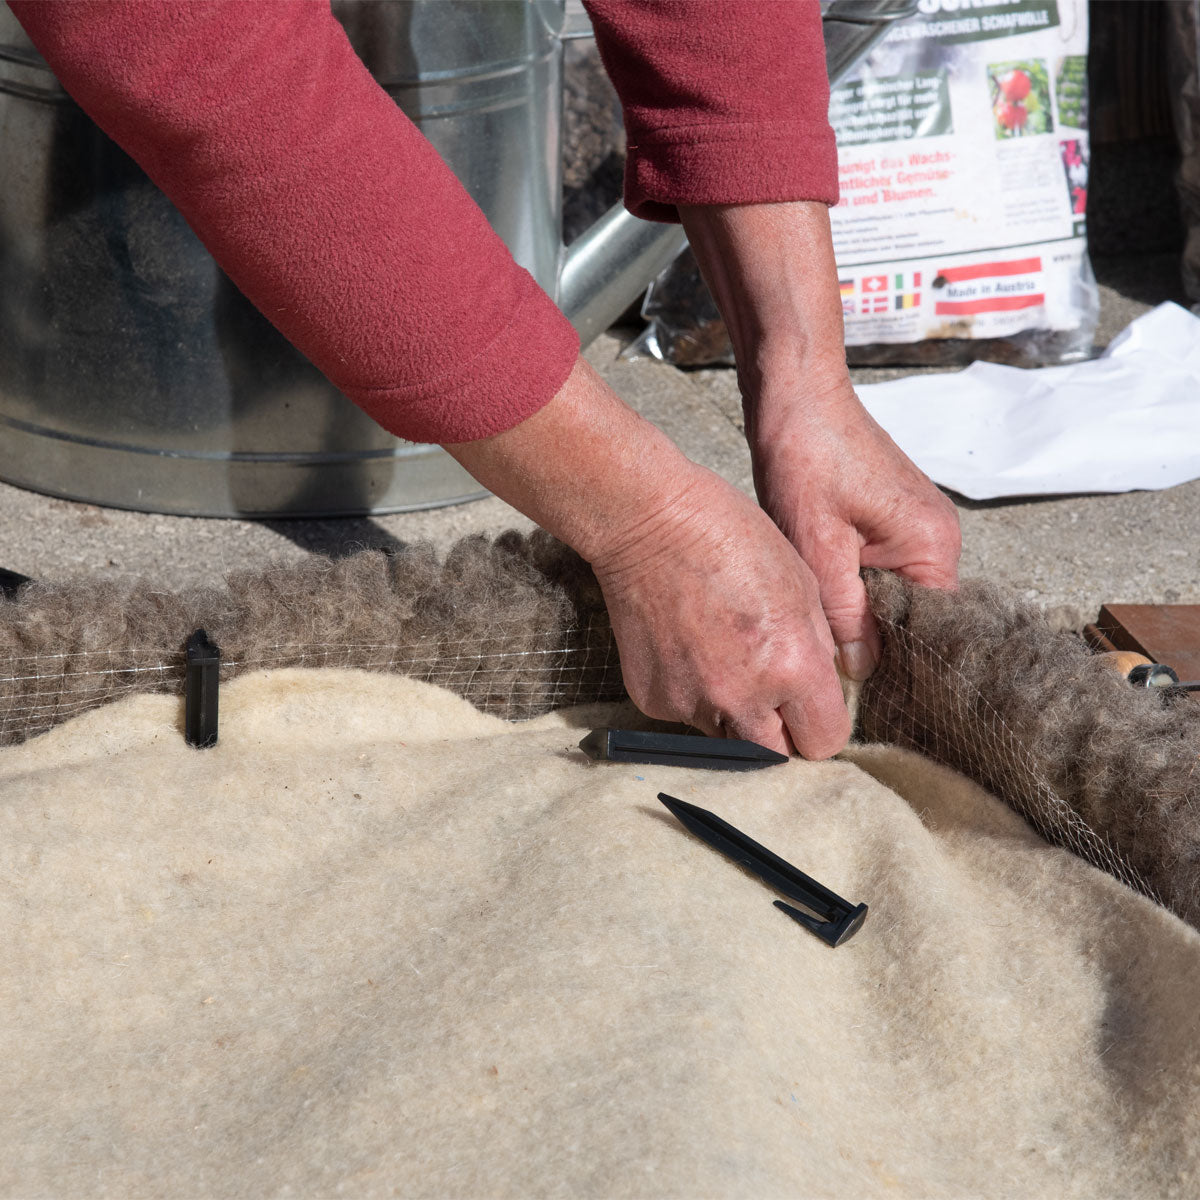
<box><xmin>444</xmin><ymin>357</ymin><xmax>706</xmax><ymax>568</ymax></box>
<box><xmin>680</xmin><ymin>199</ymin><xmax>960</xmax><ymax>677</ymax></box>
<box><xmin>679</xmin><ymin>200</ymin><xmax>855</xmax><ymax>443</ymax></box>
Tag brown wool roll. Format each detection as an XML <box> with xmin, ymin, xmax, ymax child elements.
<box><xmin>860</xmin><ymin>568</ymin><xmax>1200</xmax><ymax>928</ymax></box>
<box><xmin>1</xmin><ymin>538</ymin><xmax>1198</xmax><ymax>929</ymax></box>
<box><xmin>0</xmin><ymin>533</ymin><xmax>617</xmax><ymax>745</ymax></box>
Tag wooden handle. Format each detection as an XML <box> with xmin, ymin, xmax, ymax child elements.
<box><xmin>1094</xmin><ymin>650</ymin><xmax>1153</xmax><ymax>678</ymax></box>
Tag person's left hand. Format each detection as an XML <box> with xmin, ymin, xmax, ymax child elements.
<box><xmin>746</xmin><ymin>379</ymin><xmax>961</xmax><ymax>680</ymax></box>
<box><xmin>678</xmin><ymin>200</ymin><xmax>962</xmax><ymax>682</ymax></box>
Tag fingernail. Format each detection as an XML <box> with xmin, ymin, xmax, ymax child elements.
<box><xmin>837</xmin><ymin>641</ymin><xmax>877</xmax><ymax>682</ymax></box>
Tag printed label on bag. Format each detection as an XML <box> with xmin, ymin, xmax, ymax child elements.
<box><xmin>828</xmin><ymin>0</ymin><xmax>1089</xmax><ymax>343</ymax></box>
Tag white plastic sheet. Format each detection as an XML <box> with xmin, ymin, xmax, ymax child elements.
<box><xmin>856</xmin><ymin>302</ymin><xmax>1200</xmax><ymax>500</ymax></box>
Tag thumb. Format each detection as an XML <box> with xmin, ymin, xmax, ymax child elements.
<box><xmin>809</xmin><ymin>536</ymin><xmax>880</xmax><ymax>682</ymax></box>
<box><xmin>895</xmin><ymin>558</ymin><xmax>959</xmax><ymax>590</ymax></box>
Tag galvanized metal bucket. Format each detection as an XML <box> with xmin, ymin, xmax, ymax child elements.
<box><xmin>0</xmin><ymin>0</ymin><xmax>907</xmax><ymax>518</ymax></box>
<box><xmin>0</xmin><ymin>1</ymin><xmax>684</xmax><ymax>516</ymax></box>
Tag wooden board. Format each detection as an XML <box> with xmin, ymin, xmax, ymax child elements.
<box><xmin>1093</xmin><ymin>604</ymin><xmax>1200</xmax><ymax>683</ymax></box>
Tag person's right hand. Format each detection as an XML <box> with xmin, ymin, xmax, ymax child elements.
<box><xmin>446</xmin><ymin>356</ymin><xmax>851</xmax><ymax>759</ymax></box>
<box><xmin>589</xmin><ymin>465</ymin><xmax>850</xmax><ymax>758</ymax></box>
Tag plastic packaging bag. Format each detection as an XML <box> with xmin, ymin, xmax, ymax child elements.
<box><xmin>628</xmin><ymin>0</ymin><xmax>1098</xmax><ymax>368</ymax></box>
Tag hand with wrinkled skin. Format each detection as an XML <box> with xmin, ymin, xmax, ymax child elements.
<box><xmin>747</xmin><ymin>380</ymin><xmax>961</xmax><ymax>680</ymax></box>
<box><xmin>680</xmin><ymin>200</ymin><xmax>962</xmax><ymax>679</ymax></box>
<box><xmin>447</xmin><ymin>201</ymin><xmax>959</xmax><ymax>760</ymax></box>
<box><xmin>591</xmin><ymin>466</ymin><xmax>851</xmax><ymax>758</ymax></box>
<box><xmin>445</xmin><ymin>357</ymin><xmax>852</xmax><ymax>759</ymax></box>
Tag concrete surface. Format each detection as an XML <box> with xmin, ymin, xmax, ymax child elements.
<box><xmin>0</xmin><ymin>251</ymin><xmax>1195</xmax><ymax>625</ymax></box>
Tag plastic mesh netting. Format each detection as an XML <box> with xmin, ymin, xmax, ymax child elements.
<box><xmin>0</xmin><ymin>546</ymin><xmax>1196</xmax><ymax>927</ymax></box>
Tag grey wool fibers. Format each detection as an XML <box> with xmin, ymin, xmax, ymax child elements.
<box><xmin>0</xmin><ymin>532</ymin><xmax>618</xmax><ymax>743</ymax></box>
<box><xmin>861</xmin><ymin>568</ymin><xmax>1200</xmax><ymax>927</ymax></box>
<box><xmin>0</xmin><ymin>534</ymin><xmax>1198</xmax><ymax>928</ymax></box>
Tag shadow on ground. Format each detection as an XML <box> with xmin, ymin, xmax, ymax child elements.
<box><xmin>258</xmin><ymin>518</ymin><xmax>408</xmax><ymax>558</ymax></box>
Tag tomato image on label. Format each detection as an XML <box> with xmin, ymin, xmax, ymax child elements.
<box><xmin>995</xmin><ymin>101</ymin><xmax>1028</xmax><ymax>131</ymax></box>
<box><xmin>988</xmin><ymin>59</ymin><xmax>1052</xmax><ymax>139</ymax></box>
<box><xmin>1000</xmin><ymin>69</ymin><xmax>1032</xmax><ymax>102</ymax></box>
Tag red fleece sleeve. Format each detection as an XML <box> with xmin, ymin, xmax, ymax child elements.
<box><xmin>8</xmin><ymin>1</ymin><xmax>580</xmax><ymax>445</ymax></box>
<box><xmin>583</xmin><ymin>0</ymin><xmax>838</xmax><ymax>222</ymax></box>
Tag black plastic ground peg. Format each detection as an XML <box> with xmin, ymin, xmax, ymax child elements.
<box><xmin>185</xmin><ymin>629</ymin><xmax>220</xmax><ymax>748</ymax></box>
<box><xmin>657</xmin><ymin>793</ymin><xmax>868</xmax><ymax>948</ymax></box>
<box><xmin>0</xmin><ymin>568</ymin><xmax>31</xmax><ymax>600</ymax></box>
<box><xmin>579</xmin><ymin>728</ymin><xmax>788</xmax><ymax>771</ymax></box>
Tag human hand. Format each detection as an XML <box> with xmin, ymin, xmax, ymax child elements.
<box><xmin>747</xmin><ymin>380</ymin><xmax>961</xmax><ymax>680</ymax></box>
<box><xmin>590</xmin><ymin>465</ymin><xmax>851</xmax><ymax>758</ymax></box>
<box><xmin>677</xmin><ymin>200</ymin><xmax>961</xmax><ymax>680</ymax></box>
<box><xmin>446</xmin><ymin>356</ymin><xmax>853</xmax><ymax>759</ymax></box>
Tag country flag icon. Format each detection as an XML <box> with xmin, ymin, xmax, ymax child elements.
<box><xmin>894</xmin><ymin>270</ymin><xmax>921</xmax><ymax>310</ymax></box>
<box><xmin>859</xmin><ymin>274</ymin><xmax>890</xmax><ymax>314</ymax></box>
<box><xmin>839</xmin><ymin>278</ymin><xmax>855</xmax><ymax>316</ymax></box>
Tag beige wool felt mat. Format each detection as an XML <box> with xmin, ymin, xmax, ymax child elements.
<box><xmin>5</xmin><ymin>538</ymin><xmax>1200</xmax><ymax>929</ymax></box>
<box><xmin>2</xmin><ymin>667</ymin><xmax>1198</xmax><ymax>1199</ymax></box>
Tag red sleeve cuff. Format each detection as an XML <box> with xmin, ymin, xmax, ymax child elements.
<box><xmin>10</xmin><ymin>0</ymin><xmax>580</xmax><ymax>447</ymax></box>
<box><xmin>585</xmin><ymin>0</ymin><xmax>839</xmax><ymax>223</ymax></box>
<box><xmin>624</xmin><ymin>122</ymin><xmax>840</xmax><ymax>223</ymax></box>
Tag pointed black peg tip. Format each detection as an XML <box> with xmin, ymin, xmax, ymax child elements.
<box><xmin>578</xmin><ymin>729</ymin><xmax>610</xmax><ymax>761</ymax></box>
